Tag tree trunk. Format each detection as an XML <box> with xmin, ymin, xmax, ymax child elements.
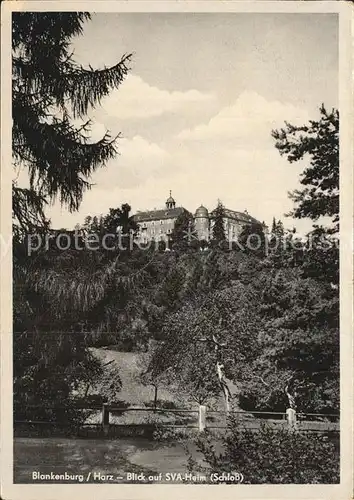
<box><xmin>153</xmin><ymin>384</ymin><xmax>158</xmax><ymax>411</ymax></box>
<box><xmin>223</xmin><ymin>385</ymin><xmax>230</xmax><ymax>413</ymax></box>
<box><xmin>285</xmin><ymin>381</ymin><xmax>297</xmax><ymax>410</ymax></box>
<box><xmin>216</xmin><ymin>361</ymin><xmax>231</xmax><ymax>414</ymax></box>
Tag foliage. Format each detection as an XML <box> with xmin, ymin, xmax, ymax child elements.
<box><xmin>235</xmin><ymin>263</ymin><xmax>339</xmax><ymax>413</ymax></box>
<box><xmin>301</xmin><ymin>226</ymin><xmax>339</xmax><ymax>285</ymax></box>
<box><xmin>145</xmin><ymin>243</ymin><xmax>339</xmax><ymax>414</ymax></box>
<box><xmin>82</xmin><ymin>359</ymin><xmax>122</xmax><ymax>402</ymax></box>
<box><xmin>15</xmin><ymin>218</ymin><xmax>339</xmax><ymax>416</ymax></box>
<box><xmin>238</xmin><ymin>222</ymin><xmax>266</xmax><ymax>257</ymax></box>
<box><xmin>12</xmin><ymin>12</ymin><xmax>131</xmax><ymax>235</ymax></box>
<box><xmin>144</xmin><ymin>399</ymin><xmax>179</xmax><ymax>410</ymax></box>
<box><xmin>272</xmin><ymin>105</ymin><xmax>339</xmax><ymax>233</ymax></box>
<box><xmin>272</xmin><ymin>105</ymin><xmax>339</xmax><ymax>285</ymax></box>
<box><xmin>13</xmin><ymin>48</ymin><xmax>340</xmax><ymax>430</ymax></box>
<box><xmin>170</xmin><ymin>210</ymin><xmax>196</xmax><ymax>251</ymax></box>
<box><xmin>189</xmin><ymin>418</ymin><xmax>339</xmax><ymax>484</ymax></box>
<box><xmin>13</xmin><ymin>256</ymin><xmax>110</xmax><ymax>421</ymax></box>
<box><xmin>148</xmin><ymin>283</ymin><xmax>261</xmax><ymax>406</ymax></box>
<box><xmin>152</xmin><ymin>426</ymin><xmax>191</xmax><ymax>442</ymax></box>
<box><xmin>211</xmin><ymin>200</ymin><xmax>226</xmax><ymax>244</ymax></box>
<box><xmin>80</xmin><ymin>204</ymin><xmax>138</xmax><ymax>250</ymax></box>
<box><xmin>12</xmin><ymin>12</ymin><xmax>132</xmax><ymax>418</ymax></box>
<box><xmin>136</xmin><ymin>349</ymin><xmax>169</xmax><ymax>409</ymax></box>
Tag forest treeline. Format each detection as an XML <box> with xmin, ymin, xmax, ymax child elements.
<box><xmin>12</xmin><ymin>12</ymin><xmax>339</xmax><ymax>420</ymax></box>
<box><xmin>14</xmin><ymin>209</ymin><xmax>339</xmax><ymax>416</ymax></box>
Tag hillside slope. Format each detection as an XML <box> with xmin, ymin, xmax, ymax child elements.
<box><xmin>90</xmin><ymin>348</ymin><xmax>239</xmax><ymax>411</ymax></box>
<box><xmin>91</xmin><ymin>348</ymin><xmax>179</xmax><ymax>406</ymax></box>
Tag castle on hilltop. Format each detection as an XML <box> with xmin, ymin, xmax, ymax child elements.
<box><xmin>133</xmin><ymin>192</ymin><xmax>263</xmax><ymax>244</ymax></box>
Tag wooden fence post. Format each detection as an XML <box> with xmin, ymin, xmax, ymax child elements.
<box><xmin>198</xmin><ymin>405</ymin><xmax>206</xmax><ymax>432</ymax></box>
<box><xmin>286</xmin><ymin>408</ymin><xmax>297</xmax><ymax>429</ymax></box>
<box><xmin>102</xmin><ymin>403</ymin><xmax>109</xmax><ymax>436</ymax></box>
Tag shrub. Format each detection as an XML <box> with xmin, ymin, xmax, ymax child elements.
<box><xmin>152</xmin><ymin>425</ymin><xmax>192</xmax><ymax>442</ymax></box>
<box><xmin>145</xmin><ymin>399</ymin><xmax>179</xmax><ymax>410</ymax></box>
<box><xmin>188</xmin><ymin>416</ymin><xmax>339</xmax><ymax>484</ymax></box>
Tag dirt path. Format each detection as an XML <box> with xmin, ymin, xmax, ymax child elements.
<box><xmin>14</xmin><ymin>437</ymin><xmax>204</xmax><ymax>484</ymax></box>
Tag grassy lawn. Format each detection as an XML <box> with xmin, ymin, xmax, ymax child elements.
<box><xmin>89</xmin><ymin>348</ymin><xmax>239</xmax><ymax>410</ymax></box>
<box><xmin>91</xmin><ymin>348</ymin><xmax>178</xmax><ymax>406</ymax></box>
<box><xmin>14</xmin><ymin>437</ymin><xmax>204</xmax><ymax>484</ymax></box>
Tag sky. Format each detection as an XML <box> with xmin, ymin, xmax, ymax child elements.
<box><xmin>32</xmin><ymin>13</ymin><xmax>339</xmax><ymax>232</ymax></box>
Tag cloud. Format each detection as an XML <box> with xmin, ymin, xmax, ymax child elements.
<box><xmin>46</xmin><ymin>91</ymin><xmax>314</xmax><ymax>235</ymax></box>
<box><xmin>47</xmin><ymin>142</ymin><xmax>305</xmax><ymax>232</ymax></box>
<box><xmin>99</xmin><ymin>74</ymin><xmax>216</xmax><ymax>120</ymax></box>
<box><xmin>45</xmin><ymin>135</ymin><xmax>173</xmax><ymax>226</ymax></box>
<box><xmin>89</xmin><ymin>135</ymin><xmax>171</xmax><ymax>189</ymax></box>
<box><xmin>176</xmin><ymin>91</ymin><xmax>310</xmax><ymax>145</ymax></box>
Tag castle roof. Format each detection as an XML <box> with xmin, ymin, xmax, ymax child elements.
<box><xmin>210</xmin><ymin>207</ymin><xmax>262</xmax><ymax>225</ymax></box>
<box><xmin>195</xmin><ymin>205</ymin><xmax>209</xmax><ymax>217</ymax></box>
<box><xmin>133</xmin><ymin>206</ymin><xmax>187</xmax><ymax>222</ymax></box>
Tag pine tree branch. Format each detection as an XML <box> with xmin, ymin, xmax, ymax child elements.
<box><xmin>13</xmin><ymin>98</ymin><xmax>120</xmax><ymax>212</ymax></box>
<box><xmin>64</xmin><ymin>54</ymin><xmax>133</xmax><ymax>118</ymax></box>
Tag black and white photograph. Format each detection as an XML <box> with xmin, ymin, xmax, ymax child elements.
<box><xmin>1</xmin><ymin>1</ymin><xmax>353</xmax><ymax>499</ymax></box>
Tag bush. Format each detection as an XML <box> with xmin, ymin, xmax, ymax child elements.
<box><xmin>152</xmin><ymin>425</ymin><xmax>192</xmax><ymax>442</ymax></box>
<box><xmin>13</xmin><ymin>400</ymin><xmax>91</xmax><ymax>431</ymax></box>
<box><xmin>109</xmin><ymin>399</ymin><xmax>130</xmax><ymax>417</ymax></box>
<box><xmin>188</xmin><ymin>417</ymin><xmax>339</xmax><ymax>484</ymax></box>
<box><xmin>145</xmin><ymin>399</ymin><xmax>179</xmax><ymax>410</ymax></box>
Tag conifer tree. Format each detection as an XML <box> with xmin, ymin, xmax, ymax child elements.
<box><xmin>267</xmin><ymin>218</ymin><xmax>287</xmax><ymax>266</ymax></box>
<box><xmin>272</xmin><ymin>105</ymin><xmax>339</xmax><ymax>234</ymax></box>
<box><xmin>239</xmin><ymin>222</ymin><xmax>266</xmax><ymax>257</ymax></box>
<box><xmin>269</xmin><ymin>218</ymin><xmax>277</xmax><ymax>248</ymax></box>
<box><xmin>12</xmin><ymin>12</ymin><xmax>132</xmax><ymax>237</ymax></box>
<box><xmin>272</xmin><ymin>106</ymin><xmax>339</xmax><ymax>283</ymax></box>
<box><xmin>170</xmin><ymin>210</ymin><xmax>195</xmax><ymax>251</ymax></box>
<box><xmin>12</xmin><ymin>13</ymin><xmax>133</xmax><ymax>419</ymax></box>
<box><xmin>211</xmin><ymin>200</ymin><xmax>226</xmax><ymax>244</ymax></box>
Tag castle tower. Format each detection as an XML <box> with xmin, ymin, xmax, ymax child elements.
<box><xmin>166</xmin><ymin>190</ymin><xmax>176</xmax><ymax>209</ymax></box>
<box><xmin>194</xmin><ymin>205</ymin><xmax>209</xmax><ymax>241</ymax></box>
